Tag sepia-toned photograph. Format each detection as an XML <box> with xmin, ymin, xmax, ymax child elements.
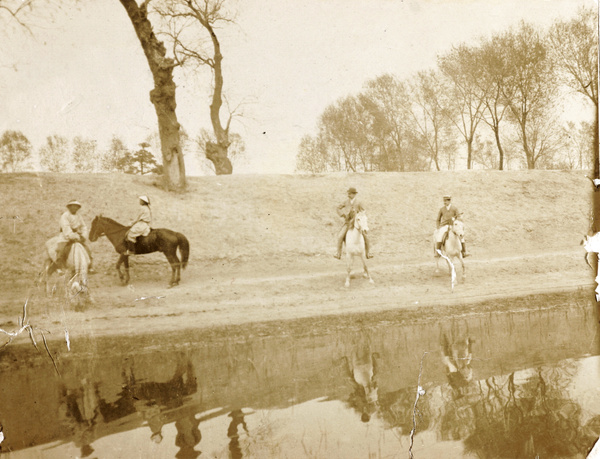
<box><xmin>1</xmin><ymin>0</ymin><xmax>599</xmax><ymax>457</ymax></box>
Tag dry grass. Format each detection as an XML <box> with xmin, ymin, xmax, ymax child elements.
<box><xmin>0</xmin><ymin>170</ymin><xmax>591</xmax><ymax>285</ymax></box>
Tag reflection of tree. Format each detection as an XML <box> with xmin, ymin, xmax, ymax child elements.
<box><xmin>435</xmin><ymin>359</ymin><xmax>598</xmax><ymax>458</ymax></box>
<box><xmin>378</xmin><ymin>386</ymin><xmax>433</xmax><ymax>435</ymax></box>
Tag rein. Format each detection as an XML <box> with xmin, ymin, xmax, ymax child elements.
<box><xmin>92</xmin><ymin>218</ymin><xmax>129</xmax><ymax>239</ymax></box>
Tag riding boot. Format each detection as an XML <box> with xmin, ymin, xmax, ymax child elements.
<box><xmin>462</xmin><ymin>242</ymin><xmax>470</xmax><ymax>258</ymax></box>
<box><xmin>363</xmin><ymin>232</ymin><xmax>373</xmax><ymax>259</ymax></box>
<box><xmin>82</xmin><ymin>242</ymin><xmax>96</xmax><ymax>273</ymax></box>
<box><xmin>435</xmin><ymin>242</ymin><xmax>442</xmax><ymax>257</ymax></box>
<box><xmin>334</xmin><ymin>229</ymin><xmax>346</xmax><ymax>259</ymax></box>
<box><xmin>125</xmin><ymin>240</ymin><xmax>135</xmax><ymax>256</ymax></box>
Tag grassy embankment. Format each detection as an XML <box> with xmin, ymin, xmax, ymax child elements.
<box><xmin>0</xmin><ymin>170</ymin><xmax>591</xmax><ymax>289</ymax></box>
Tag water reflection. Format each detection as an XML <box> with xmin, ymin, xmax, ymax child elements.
<box><xmin>1</xmin><ymin>296</ymin><xmax>599</xmax><ymax>458</ymax></box>
<box><xmin>340</xmin><ymin>331</ymin><xmax>380</xmax><ymax>423</ymax></box>
<box><xmin>227</xmin><ymin>409</ymin><xmax>248</xmax><ymax>459</ymax></box>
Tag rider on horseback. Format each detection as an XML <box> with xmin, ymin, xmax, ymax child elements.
<box><xmin>125</xmin><ymin>196</ymin><xmax>152</xmax><ymax>255</ymax></box>
<box><xmin>435</xmin><ymin>195</ymin><xmax>469</xmax><ymax>258</ymax></box>
<box><xmin>53</xmin><ymin>200</ymin><xmax>96</xmax><ymax>273</ymax></box>
<box><xmin>334</xmin><ymin>187</ymin><xmax>373</xmax><ymax>259</ymax></box>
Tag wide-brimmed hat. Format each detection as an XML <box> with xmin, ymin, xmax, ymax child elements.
<box><xmin>347</xmin><ymin>187</ymin><xmax>358</xmax><ymax>194</ymax></box>
<box><xmin>66</xmin><ymin>200</ymin><xmax>82</xmax><ymax>208</ymax></box>
<box><xmin>139</xmin><ymin>195</ymin><xmax>150</xmax><ymax>204</ymax></box>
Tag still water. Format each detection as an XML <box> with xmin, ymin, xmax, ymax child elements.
<box><xmin>1</xmin><ymin>295</ymin><xmax>599</xmax><ymax>458</ymax></box>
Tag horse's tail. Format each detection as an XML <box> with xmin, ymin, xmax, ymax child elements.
<box><xmin>177</xmin><ymin>233</ymin><xmax>190</xmax><ymax>269</ymax></box>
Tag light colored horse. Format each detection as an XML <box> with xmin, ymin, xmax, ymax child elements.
<box><xmin>435</xmin><ymin>219</ymin><xmax>466</xmax><ymax>281</ymax></box>
<box><xmin>43</xmin><ymin>241</ymin><xmax>91</xmax><ymax>304</ymax></box>
<box><xmin>344</xmin><ymin>211</ymin><xmax>374</xmax><ymax>288</ymax></box>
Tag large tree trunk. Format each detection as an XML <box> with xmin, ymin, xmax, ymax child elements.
<box><xmin>519</xmin><ymin>122</ymin><xmax>535</xmax><ymax>169</ymax></box>
<box><xmin>204</xmin><ymin>20</ymin><xmax>232</xmax><ymax>175</ymax></box>
<box><xmin>119</xmin><ymin>0</ymin><xmax>186</xmax><ymax>190</ymax></box>
<box><xmin>594</xmin><ymin>101</ymin><xmax>599</xmax><ymax>177</ymax></box>
<box><xmin>466</xmin><ymin>137</ymin><xmax>473</xmax><ymax>169</ymax></box>
<box><xmin>492</xmin><ymin>127</ymin><xmax>505</xmax><ymax>171</ymax></box>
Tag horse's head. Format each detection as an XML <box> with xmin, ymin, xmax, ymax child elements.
<box><xmin>89</xmin><ymin>215</ymin><xmax>103</xmax><ymax>242</ymax></box>
<box><xmin>451</xmin><ymin>219</ymin><xmax>464</xmax><ymax>238</ymax></box>
<box><xmin>354</xmin><ymin>211</ymin><xmax>369</xmax><ymax>233</ymax></box>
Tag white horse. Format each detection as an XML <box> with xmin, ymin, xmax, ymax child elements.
<box><xmin>344</xmin><ymin>211</ymin><xmax>374</xmax><ymax>288</ymax></box>
<box><xmin>42</xmin><ymin>240</ymin><xmax>91</xmax><ymax>304</ymax></box>
<box><xmin>435</xmin><ymin>219</ymin><xmax>466</xmax><ymax>281</ymax></box>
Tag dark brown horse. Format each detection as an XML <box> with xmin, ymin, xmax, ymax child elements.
<box><xmin>89</xmin><ymin>216</ymin><xmax>190</xmax><ymax>288</ymax></box>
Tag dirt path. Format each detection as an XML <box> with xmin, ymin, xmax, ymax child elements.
<box><xmin>0</xmin><ymin>248</ymin><xmax>593</xmax><ymax>349</ymax></box>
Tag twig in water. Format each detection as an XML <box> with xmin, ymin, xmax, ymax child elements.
<box><xmin>409</xmin><ymin>351</ymin><xmax>428</xmax><ymax>459</ymax></box>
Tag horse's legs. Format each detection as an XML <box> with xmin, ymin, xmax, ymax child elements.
<box><xmin>360</xmin><ymin>254</ymin><xmax>374</xmax><ymax>284</ymax></box>
<box><xmin>345</xmin><ymin>254</ymin><xmax>352</xmax><ymax>288</ymax></box>
<box><xmin>43</xmin><ymin>258</ymin><xmax>53</xmax><ymax>298</ymax></box>
<box><xmin>116</xmin><ymin>254</ymin><xmax>130</xmax><ymax>285</ymax></box>
<box><xmin>123</xmin><ymin>256</ymin><xmax>130</xmax><ymax>285</ymax></box>
<box><xmin>165</xmin><ymin>252</ymin><xmax>180</xmax><ymax>287</ymax></box>
<box><xmin>458</xmin><ymin>254</ymin><xmax>466</xmax><ymax>280</ymax></box>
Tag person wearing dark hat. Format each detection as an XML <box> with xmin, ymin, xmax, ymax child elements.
<box><xmin>53</xmin><ymin>200</ymin><xmax>96</xmax><ymax>273</ymax></box>
<box><xmin>125</xmin><ymin>196</ymin><xmax>152</xmax><ymax>255</ymax></box>
<box><xmin>435</xmin><ymin>195</ymin><xmax>469</xmax><ymax>257</ymax></box>
<box><xmin>334</xmin><ymin>187</ymin><xmax>373</xmax><ymax>259</ymax></box>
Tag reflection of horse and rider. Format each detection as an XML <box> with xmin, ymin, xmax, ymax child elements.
<box><xmin>341</xmin><ymin>333</ymin><xmax>380</xmax><ymax>423</ymax></box>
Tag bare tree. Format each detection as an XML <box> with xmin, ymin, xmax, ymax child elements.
<box><xmin>318</xmin><ymin>95</ymin><xmax>378</xmax><ymax>172</ymax></box>
<box><xmin>502</xmin><ymin>22</ymin><xmax>558</xmax><ymax>169</ymax></box>
<box><xmin>157</xmin><ymin>0</ymin><xmax>238</xmax><ymax>175</ymax></box>
<box><xmin>363</xmin><ymin>74</ymin><xmax>426</xmax><ymax>172</ymax></box>
<box><xmin>472</xmin><ymin>34</ymin><xmax>514</xmax><ymax>170</ymax></box>
<box><xmin>295</xmin><ymin>134</ymin><xmax>328</xmax><ymax>173</ymax></box>
<box><xmin>438</xmin><ymin>44</ymin><xmax>486</xmax><ymax>169</ymax></box>
<box><xmin>549</xmin><ymin>6</ymin><xmax>599</xmax><ymax>175</ymax></box>
<box><xmin>72</xmin><ymin>136</ymin><xmax>97</xmax><ymax>172</ymax></box>
<box><xmin>39</xmin><ymin>134</ymin><xmax>69</xmax><ymax>172</ymax></box>
<box><xmin>0</xmin><ymin>130</ymin><xmax>32</xmax><ymax>172</ymax></box>
<box><xmin>195</xmin><ymin>127</ymin><xmax>244</xmax><ymax>173</ymax></box>
<box><xmin>119</xmin><ymin>0</ymin><xmax>186</xmax><ymax>190</ymax></box>
<box><xmin>0</xmin><ymin>0</ymin><xmax>34</xmax><ymax>31</ymax></box>
<box><xmin>102</xmin><ymin>136</ymin><xmax>129</xmax><ymax>172</ymax></box>
<box><xmin>409</xmin><ymin>70</ymin><xmax>455</xmax><ymax>171</ymax></box>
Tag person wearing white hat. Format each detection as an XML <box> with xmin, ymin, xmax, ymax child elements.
<box><xmin>435</xmin><ymin>195</ymin><xmax>469</xmax><ymax>258</ymax></box>
<box><xmin>53</xmin><ymin>200</ymin><xmax>96</xmax><ymax>273</ymax></box>
<box><xmin>125</xmin><ymin>196</ymin><xmax>152</xmax><ymax>255</ymax></box>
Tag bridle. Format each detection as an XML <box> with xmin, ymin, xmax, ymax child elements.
<box><xmin>90</xmin><ymin>217</ymin><xmax>129</xmax><ymax>240</ymax></box>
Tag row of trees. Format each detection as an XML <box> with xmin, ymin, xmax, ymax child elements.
<box><xmin>0</xmin><ymin>129</ymin><xmax>162</xmax><ymax>174</ymax></box>
<box><xmin>297</xmin><ymin>8</ymin><xmax>598</xmax><ymax>174</ymax></box>
<box><xmin>0</xmin><ymin>127</ymin><xmax>246</xmax><ymax>175</ymax></box>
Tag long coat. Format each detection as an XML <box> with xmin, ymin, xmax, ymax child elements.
<box><xmin>58</xmin><ymin>211</ymin><xmax>88</xmax><ymax>243</ymax></box>
<box><xmin>337</xmin><ymin>198</ymin><xmax>366</xmax><ymax>225</ymax></box>
<box><xmin>127</xmin><ymin>206</ymin><xmax>152</xmax><ymax>242</ymax></box>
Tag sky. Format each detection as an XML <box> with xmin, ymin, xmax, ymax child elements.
<box><xmin>0</xmin><ymin>0</ymin><xmax>596</xmax><ymax>175</ymax></box>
